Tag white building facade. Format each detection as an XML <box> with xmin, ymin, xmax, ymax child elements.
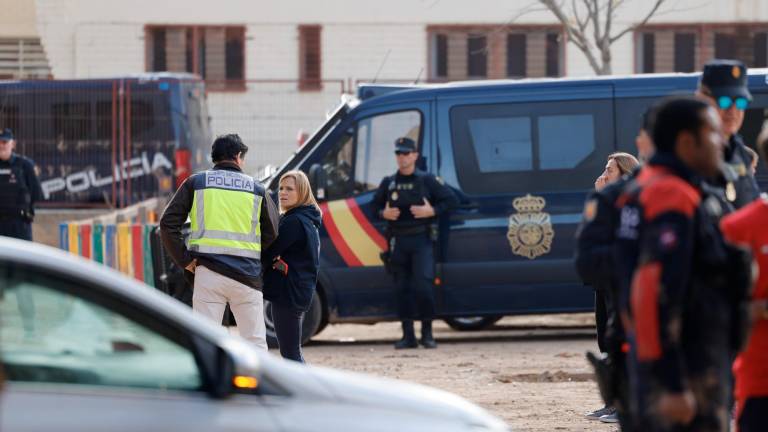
<box><xmin>32</xmin><ymin>0</ymin><xmax>768</xmax><ymax>174</ymax></box>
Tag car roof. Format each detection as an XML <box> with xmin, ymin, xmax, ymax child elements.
<box><xmin>357</xmin><ymin>69</ymin><xmax>768</xmax><ymax>103</ymax></box>
<box><xmin>0</xmin><ymin>236</ymin><xmax>228</xmax><ymax>345</ymax></box>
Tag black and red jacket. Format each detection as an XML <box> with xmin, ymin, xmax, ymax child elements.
<box><xmin>614</xmin><ymin>153</ymin><xmax>750</xmax><ymax>396</ymax></box>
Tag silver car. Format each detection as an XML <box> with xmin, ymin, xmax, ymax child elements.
<box><xmin>0</xmin><ymin>237</ymin><xmax>509</xmax><ymax>432</ymax></box>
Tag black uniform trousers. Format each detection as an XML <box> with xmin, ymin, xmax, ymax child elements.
<box><xmin>390</xmin><ymin>232</ymin><xmax>435</xmax><ymax>320</ymax></box>
<box><xmin>0</xmin><ymin>217</ymin><xmax>32</xmax><ymax>240</ymax></box>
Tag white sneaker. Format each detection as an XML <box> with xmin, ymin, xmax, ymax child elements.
<box><xmin>599</xmin><ymin>410</ymin><xmax>618</xmax><ymax>423</ymax></box>
<box><xmin>585</xmin><ymin>406</ymin><xmax>612</xmax><ymax>420</ymax></box>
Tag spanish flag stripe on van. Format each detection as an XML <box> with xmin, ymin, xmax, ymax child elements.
<box><xmin>321</xmin><ymin>199</ymin><xmax>385</xmax><ymax>267</ymax></box>
<box><xmin>345</xmin><ymin>198</ymin><xmax>388</xmax><ymax>251</ymax></box>
<box><xmin>320</xmin><ymin>202</ymin><xmax>363</xmax><ymax>267</ymax></box>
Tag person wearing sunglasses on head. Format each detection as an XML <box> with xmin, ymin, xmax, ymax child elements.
<box><xmin>696</xmin><ymin>59</ymin><xmax>761</xmax><ymax>209</ymax></box>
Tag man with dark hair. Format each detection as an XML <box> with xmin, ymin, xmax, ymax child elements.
<box><xmin>161</xmin><ymin>134</ymin><xmax>279</xmax><ymax>350</ymax></box>
<box><xmin>616</xmin><ymin>96</ymin><xmax>751</xmax><ymax>432</ymax></box>
<box><xmin>718</xmin><ymin>128</ymin><xmax>768</xmax><ymax>432</ymax></box>
<box><xmin>696</xmin><ymin>59</ymin><xmax>761</xmax><ymax>208</ymax></box>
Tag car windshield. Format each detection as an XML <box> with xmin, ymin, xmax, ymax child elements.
<box><xmin>0</xmin><ymin>264</ymin><xmax>202</xmax><ymax>391</ymax></box>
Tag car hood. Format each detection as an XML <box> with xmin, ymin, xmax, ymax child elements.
<box><xmin>303</xmin><ymin>365</ymin><xmax>509</xmax><ymax>431</ymax></box>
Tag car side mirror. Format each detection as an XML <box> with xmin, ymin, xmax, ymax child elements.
<box><xmin>309</xmin><ymin>163</ymin><xmax>328</xmax><ymax>200</ymax></box>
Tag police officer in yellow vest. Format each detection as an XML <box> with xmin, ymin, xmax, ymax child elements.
<box><xmin>161</xmin><ymin>134</ymin><xmax>279</xmax><ymax>350</ymax></box>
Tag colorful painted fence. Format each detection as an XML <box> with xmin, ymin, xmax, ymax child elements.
<box><xmin>59</xmin><ymin>222</ymin><xmax>157</xmax><ymax>287</ymax></box>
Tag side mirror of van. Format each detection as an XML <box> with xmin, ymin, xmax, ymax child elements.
<box><xmin>309</xmin><ymin>163</ymin><xmax>328</xmax><ymax>201</ymax></box>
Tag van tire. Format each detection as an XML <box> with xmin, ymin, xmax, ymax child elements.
<box><xmin>265</xmin><ymin>291</ymin><xmax>324</xmax><ymax>348</ymax></box>
<box><xmin>444</xmin><ymin>316</ymin><xmax>503</xmax><ymax>331</ymax></box>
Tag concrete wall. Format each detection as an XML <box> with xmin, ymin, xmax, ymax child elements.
<box><xmin>0</xmin><ymin>0</ymin><xmax>38</xmax><ymax>38</ymax></box>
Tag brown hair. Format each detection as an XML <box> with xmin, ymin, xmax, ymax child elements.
<box><xmin>279</xmin><ymin>170</ymin><xmax>321</xmax><ymax>214</ymax></box>
<box><xmin>608</xmin><ymin>152</ymin><xmax>640</xmax><ymax>176</ymax></box>
<box><xmin>757</xmin><ymin>122</ymin><xmax>768</xmax><ymax>163</ymax></box>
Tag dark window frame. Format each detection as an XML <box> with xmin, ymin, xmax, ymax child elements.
<box><xmin>145</xmin><ymin>25</ymin><xmax>246</xmax><ymax>92</ymax></box>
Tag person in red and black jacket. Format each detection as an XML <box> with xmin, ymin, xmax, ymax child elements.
<box><xmin>719</xmin><ymin>130</ymin><xmax>768</xmax><ymax>432</ymax></box>
<box><xmin>615</xmin><ymin>96</ymin><xmax>752</xmax><ymax>432</ymax></box>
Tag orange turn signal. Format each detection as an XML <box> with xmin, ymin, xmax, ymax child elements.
<box><xmin>233</xmin><ymin>375</ymin><xmax>259</xmax><ymax>389</ymax></box>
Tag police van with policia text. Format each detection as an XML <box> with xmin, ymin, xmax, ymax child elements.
<box><xmin>0</xmin><ymin>74</ymin><xmax>212</xmax><ymax>208</ymax></box>
<box><xmin>264</xmin><ymin>71</ymin><xmax>768</xmax><ymax>345</ymax></box>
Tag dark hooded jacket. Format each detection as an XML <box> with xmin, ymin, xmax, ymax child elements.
<box><xmin>263</xmin><ymin>204</ymin><xmax>322</xmax><ymax>312</ymax></box>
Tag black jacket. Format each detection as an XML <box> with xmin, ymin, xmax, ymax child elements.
<box><xmin>263</xmin><ymin>205</ymin><xmax>322</xmax><ymax>311</ymax></box>
<box><xmin>159</xmin><ymin>161</ymin><xmax>280</xmax><ymax>289</ymax></box>
<box><xmin>0</xmin><ymin>154</ymin><xmax>43</xmax><ymax>219</ymax></box>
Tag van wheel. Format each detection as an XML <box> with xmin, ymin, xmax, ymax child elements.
<box><xmin>444</xmin><ymin>316</ymin><xmax>503</xmax><ymax>331</ymax></box>
<box><xmin>265</xmin><ymin>291</ymin><xmax>325</xmax><ymax>348</ymax></box>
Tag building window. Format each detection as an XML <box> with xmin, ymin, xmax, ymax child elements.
<box><xmin>545</xmin><ymin>33</ymin><xmax>560</xmax><ymax>77</ymax></box>
<box><xmin>145</xmin><ymin>25</ymin><xmax>246</xmax><ymax>91</ymax></box>
<box><xmin>714</xmin><ymin>32</ymin><xmax>737</xmax><ymax>59</ymax></box>
<box><xmin>637</xmin><ymin>24</ymin><xmax>768</xmax><ymax>74</ymax></box>
<box><xmin>507</xmin><ymin>34</ymin><xmax>526</xmax><ymax>78</ymax></box>
<box><xmin>755</xmin><ymin>32</ymin><xmax>768</xmax><ymax>68</ymax></box>
<box><xmin>467</xmin><ymin>34</ymin><xmax>488</xmax><ymax>78</ymax></box>
<box><xmin>674</xmin><ymin>33</ymin><xmax>695</xmax><ymax>72</ymax></box>
<box><xmin>298</xmin><ymin>25</ymin><xmax>322</xmax><ymax>91</ymax></box>
<box><xmin>434</xmin><ymin>34</ymin><xmax>449</xmax><ymax>79</ymax></box>
<box><xmin>640</xmin><ymin>33</ymin><xmax>655</xmax><ymax>73</ymax></box>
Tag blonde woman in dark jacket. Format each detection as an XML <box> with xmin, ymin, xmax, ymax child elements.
<box><xmin>263</xmin><ymin>170</ymin><xmax>321</xmax><ymax>362</ymax></box>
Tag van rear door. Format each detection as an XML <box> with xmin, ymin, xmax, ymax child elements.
<box><xmin>435</xmin><ymin>83</ymin><xmax>615</xmax><ymax>316</ymax></box>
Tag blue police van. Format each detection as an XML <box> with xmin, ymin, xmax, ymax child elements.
<box><xmin>265</xmin><ymin>71</ymin><xmax>768</xmax><ymax>344</ymax></box>
<box><xmin>0</xmin><ymin>73</ymin><xmax>211</xmax><ymax>207</ymax></box>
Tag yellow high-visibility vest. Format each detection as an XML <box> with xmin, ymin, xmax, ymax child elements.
<box><xmin>188</xmin><ymin>169</ymin><xmax>263</xmax><ymax>259</ymax></box>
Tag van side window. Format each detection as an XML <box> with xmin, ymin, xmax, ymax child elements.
<box><xmin>468</xmin><ymin>116</ymin><xmax>532</xmax><ymax>172</ymax></box>
<box><xmin>538</xmin><ymin>115</ymin><xmax>595</xmax><ymax>169</ymax></box>
<box><xmin>354</xmin><ymin>110</ymin><xmax>422</xmax><ymax>192</ymax></box>
<box><xmin>450</xmin><ymin>99</ymin><xmax>611</xmax><ymax>195</ymax></box>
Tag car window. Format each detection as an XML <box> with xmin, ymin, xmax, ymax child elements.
<box><xmin>449</xmin><ymin>99</ymin><xmax>612</xmax><ymax>195</ymax></box>
<box><xmin>354</xmin><ymin>110</ymin><xmax>422</xmax><ymax>192</ymax></box>
<box><xmin>0</xmin><ymin>265</ymin><xmax>202</xmax><ymax>391</ymax></box>
<box><xmin>318</xmin><ymin>110</ymin><xmax>423</xmax><ymax>201</ymax></box>
<box><xmin>318</xmin><ymin>127</ymin><xmax>356</xmax><ymax>200</ymax></box>
<box><xmin>538</xmin><ymin>114</ymin><xmax>595</xmax><ymax>169</ymax></box>
<box><xmin>468</xmin><ymin>116</ymin><xmax>532</xmax><ymax>172</ymax></box>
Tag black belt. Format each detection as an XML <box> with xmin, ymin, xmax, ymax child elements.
<box><xmin>390</xmin><ymin>225</ymin><xmax>428</xmax><ymax>236</ymax></box>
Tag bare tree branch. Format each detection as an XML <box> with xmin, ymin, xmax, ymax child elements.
<box><xmin>609</xmin><ymin>0</ymin><xmax>665</xmax><ymax>44</ymax></box>
<box><xmin>536</xmin><ymin>0</ymin><xmax>670</xmax><ymax>74</ymax></box>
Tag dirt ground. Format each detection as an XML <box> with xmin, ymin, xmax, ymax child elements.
<box><xmin>297</xmin><ymin>313</ymin><xmax>618</xmax><ymax>432</ymax></box>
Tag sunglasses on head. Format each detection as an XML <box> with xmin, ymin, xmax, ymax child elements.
<box><xmin>717</xmin><ymin>96</ymin><xmax>749</xmax><ymax>111</ymax></box>
<box><xmin>395</xmin><ymin>150</ymin><xmax>413</xmax><ymax>156</ymax></box>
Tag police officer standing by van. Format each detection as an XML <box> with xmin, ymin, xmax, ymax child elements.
<box><xmin>374</xmin><ymin>137</ymin><xmax>457</xmax><ymax>349</ymax></box>
<box><xmin>161</xmin><ymin>134</ymin><xmax>279</xmax><ymax>350</ymax></box>
<box><xmin>0</xmin><ymin>128</ymin><xmax>43</xmax><ymax>241</ymax></box>
<box><xmin>696</xmin><ymin>59</ymin><xmax>761</xmax><ymax>209</ymax></box>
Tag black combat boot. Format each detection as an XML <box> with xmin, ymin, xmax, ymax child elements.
<box><xmin>419</xmin><ymin>320</ymin><xmax>437</xmax><ymax>349</ymax></box>
<box><xmin>394</xmin><ymin>320</ymin><xmax>418</xmax><ymax>349</ymax></box>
